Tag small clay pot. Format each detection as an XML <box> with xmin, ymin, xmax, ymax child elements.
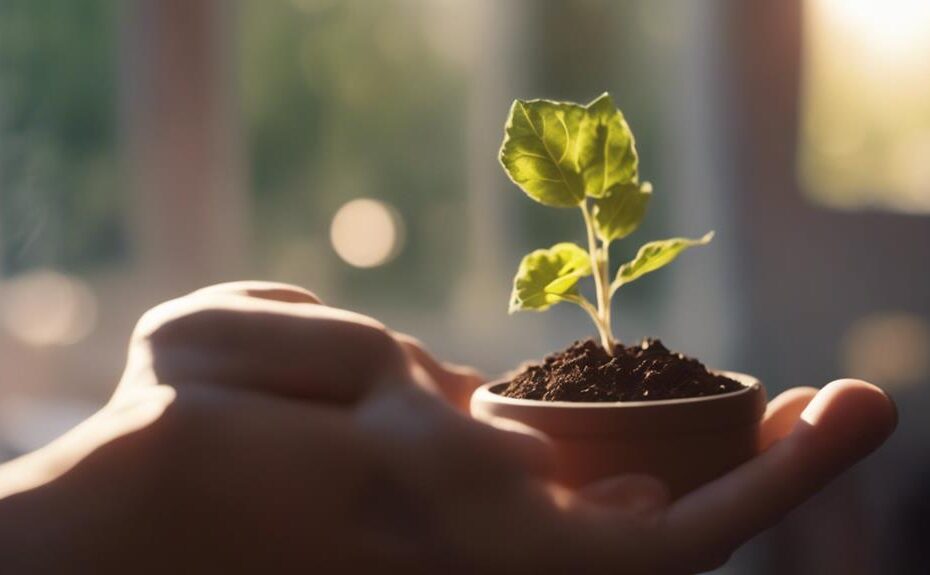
<box><xmin>471</xmin><ymin>372</ymin><xmax>766</xmax><ymax>498</ymax></box>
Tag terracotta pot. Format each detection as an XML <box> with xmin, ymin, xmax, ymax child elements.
<box><xmin>471</xmin><ymin>372</ymin><xmax>766</xmax><ymax>498</ymax></box>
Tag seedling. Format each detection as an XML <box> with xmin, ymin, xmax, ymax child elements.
<box><xmin>500</xmin><ymin>93</ymin><xmax>713</xmax><ymax>354</ymax></box>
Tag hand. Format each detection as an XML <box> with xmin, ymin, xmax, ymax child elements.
<box><xmin>0</xmin><ymin>282</ymin><xmax>896</xmax><ymax>574</ymax></box>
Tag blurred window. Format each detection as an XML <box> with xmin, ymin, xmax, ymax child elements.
<box><xmin>799</xmin><ymin>0</ymin><xmax>930</xmax><ymax>213</ymax></box>
<box><xmin>238</xmin><ymin>0</ymin><xmax>680</xmax><ymax>317</ymax></box>
<box><xmin>239</xmin><ymin>0</ymin><xmax>468</xmax><ymax>310</ymax></box>
<box><xmin>0</xmin><ymin>0</ymin><xmax>124</xmax><ymax>275</ymax></box>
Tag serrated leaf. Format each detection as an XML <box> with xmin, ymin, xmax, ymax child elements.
<box><xmin>614</xmin><ymin>232</ymin><xmax>714</xmax><ymax>289</ymax></box>
<box><xmin>593</xmin><ymin>181</ymin><xmax>652</xmax><ymax>242</ymax></box>
<box><xmin>499</xmin><ymin>99</ymin><xmax>587</xmax><ymax>208</ymax></box>
<box><xmin>577</xmin><ymin>93</ymin><xmax>638</xmax><ymax>198</ymax></box>
<box><xmin>509</xmin><ymin>242</ymin><xmax>592</xmax><ymax>313</ymax></box>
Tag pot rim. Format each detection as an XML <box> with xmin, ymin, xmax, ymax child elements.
<box><xmin>470</xmin><ymin>371</ymin><xmax>766</xmax><ymax>436</ymax></box>
<box><xmin>473</xmin><ymin>370</ymin><xmax>761</xmax><ymax>409</ymax></box>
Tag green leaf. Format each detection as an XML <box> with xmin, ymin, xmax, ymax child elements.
<box><xmin>613</xmin><ymin>232</ymin><xmax>715</xmax><ymax>290</ymax></box>
<box><xmin>592</xmin><ymin>181</ymin><xmax>652</xmax><ymax>242</ymax></box>
<box><xmin>577</xmin><ymin>93</ymin><xmax>638</xmax><ymax>198</ymax></box>
<box><xmin>499</xmin><ymin>99</ymin><xmax>587</xmax><ymax>208</ymax></box>
<box><xmin>509</xmin><ymin>242</ymin><xmax>592</xmax><ymax>313</ymax></box>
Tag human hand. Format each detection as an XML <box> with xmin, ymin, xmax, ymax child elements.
<box><xmin>0</xmin><ymin>282</ymin><xmax>896</xmax><ymax>574</ymax></box>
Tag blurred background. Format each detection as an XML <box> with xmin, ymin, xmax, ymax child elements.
<box><xmin>1</xmin><ymin>0</ymin><xmax>928</xmax><ymax>572</ymax></box>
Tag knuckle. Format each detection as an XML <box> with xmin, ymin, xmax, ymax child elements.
<box><xmin>131</xmin><ymin>300</ymin><xmax>181</xmax><ymax>343</ymax></box>
<box><xmin>352</xmin><ymin>321</ymin><xmax>406</xmax><ymax>371</ymax></box>
<box><xmin>132</xmin><ymin>297</ymin><xmax>200</xmax><ymax>344</ymax></box>
<box><xmin>132</xmin><ymin>296</ymin><xmax>238</xmax><ymax>351</ymax></box>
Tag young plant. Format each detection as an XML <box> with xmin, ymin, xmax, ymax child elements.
<box><xmin>500</xmin><ymin>93</ymin><xmax>713</xmax><ymax>354</ymax></box>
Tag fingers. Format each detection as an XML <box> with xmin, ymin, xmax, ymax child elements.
<box><xmin>393</xmin><ymin>333</ymin><xmax>485</xmax><ymax>412</ymax></box>
<box><xmin>531</xmin><ymin>388</ymin><xmax>824</xmax><ymax>574</ymax></box>
<box><xmin>172</xmin><ymin>284</ymin><xmax>483</xmax><ymax>409</ymax></box>
<box><xmin>662</xmin><ymin>379</ymin><xmax>897</xmax><ymax>565</ymax></box>
<box><xmin>759</xmin><ymin>386</ymin><xmax>817</xmax><ymax>451</ymax></box>
<box><xmin>133</xmin><ymin>294</ymin><xmax>410</xmax><ymax>403</ymax></box>
<box><xmin>191</xmin><ymin>281</ymin><xmax>323</xmax><ymax>304</ymax></box>
<box><xmin>151</xmin><ymin>283</ymin><xmax>483</xmax><ymax>413</ymax></box>
<box><xmin>129</xmin><ymin>281</ymin><xmax>481</xmax><ymax>413</ymax></box>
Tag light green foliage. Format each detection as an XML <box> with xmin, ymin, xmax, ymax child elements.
<box><xmin>500</xmin><ymin>93</ymin><xmax>714</xmax><ymax>352</ymax></box>
<box><xmin>578</xmin><ymin>93</ymin><xmax>638</xmax><ymax>198</ymax></box>
<box><xmin>593</xmin><ymin>181</ymin><xmax>652</xmax><ymax>242</ymax></box>
<box><xmin>509</xmin><ymin>243</ymin><xmax>591</xmax><ymax>313</ymax></box>
<box><xmin>612</xmin><ymin>232</ymin><xmax>715</xmax><ymax>293</ymax></box>
<box><xmin>499</xmin><ymin>100</ymin><xmax>587</xmax><ymax>207</ymax></box>
<box><xmin>498</xmin><ymin>93</ymin><xmax>640</xmax><ymax>207</ymax></box>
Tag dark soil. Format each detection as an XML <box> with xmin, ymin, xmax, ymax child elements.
<box><xmin>500</xmin><ymin>338</ymin><xmax>743</xmax><ymax>402</ymax></box>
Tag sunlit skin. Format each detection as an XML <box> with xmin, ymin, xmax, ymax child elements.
<box><xmin>0</xmin><ymin>282</ymin><xmax>896</xmax><ymax>573</ymax></box>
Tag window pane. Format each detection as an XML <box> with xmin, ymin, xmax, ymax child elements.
<box><xmin>0</xmin><ymin>0</ymin><xmax>124</xmax><ymax>275</ymax></box>
<box><xmin>799</xmin><ymin>0</ymin><xmax>930</xmax><ymax>212</ymax></box>
<box><xmin>239</xmin><ymin>0</ymin><xmax>467</xmax><ymax>309</ymax></box>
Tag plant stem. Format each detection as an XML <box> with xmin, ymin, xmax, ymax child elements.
<box><xmin>580</xmin><ymin>201</ymin><xmax>616</xmax><ymax>354</ymax></box>
<box><xmin>599</xmin><ymin>238</ymin><xmax>613</xmax><ymax>343</ymax></box>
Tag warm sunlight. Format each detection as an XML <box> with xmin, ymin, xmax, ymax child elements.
<box><xmin>799</xmin><ymin>0</ymin><xmax>930</xmax><ymax>212</ymax></box>
<box><xmin>819</xmin><ymin>0</ymin><xmax>930</xmax><ymax>60</ymax></box>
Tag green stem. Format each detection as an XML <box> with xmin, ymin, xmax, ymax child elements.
<box><xmin>580</xmin><ymin>202</ymin><xmax>616</xmax><ymax>353</ymax></box>
<box><xmin>599</xmin><ymin>238</ymin><xmax>612</xmax><ymax>343</ymax></box>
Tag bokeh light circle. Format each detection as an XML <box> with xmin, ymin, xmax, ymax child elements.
<box><xmin>330</xmin><ymin>198</ymin><xmax>404</xmax><ymax>268</ymax></box>
<box><xmin>0</xmin><ymin>269</ymin><xmax>98</xmax><ymax>347</ymax></box>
